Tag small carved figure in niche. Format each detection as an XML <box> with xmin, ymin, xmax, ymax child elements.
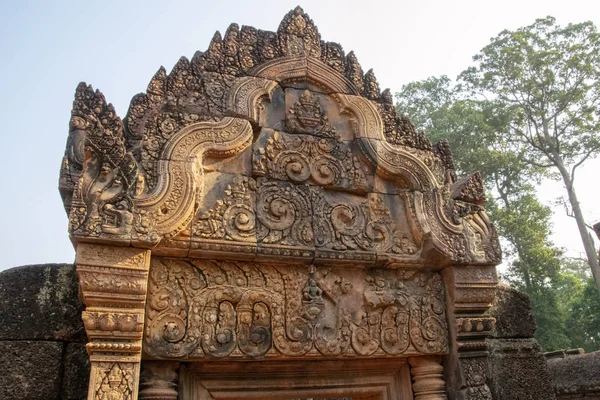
<box><xmin>303</xmin><ymin>278</ymin><xmax>323</xmax><ymax>303</ymax></box>
<box><xmin>66</xmin><ymin>116</ymin><xmax>87</xmax><ymax>173</ymax></box>
<box><xmin>286</xmin><ymin>89</ymin><xmax>337</xmax><ymax>138</ymax></box>
<box><xmin>302</xmin><ymin>265</ymin><xmax>325</xmax><ymax>320</ymax></box>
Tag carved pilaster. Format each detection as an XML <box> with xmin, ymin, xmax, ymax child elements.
<box><xmin>442</xmin><ymin>265</ymin><xmax>497</xmax><ymax>400</ymax></box>
<box><xmin>409</xmin><ymin>356</ymin><xmax>447</xmax><ymax>400</ymax></box>
<box><xmin>76</xmin><ymin>243</ymin><xmax>151</xmax><ymax>400</ymax></box>
<box><xmin>139</xmin><ymin>361</ymin><xmax>179</xmax><ymax>400</ymax></box>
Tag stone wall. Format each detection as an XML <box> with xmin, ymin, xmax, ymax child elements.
<box><xmin>547</xmin><ymin>351</ymin><xmax>600</xmax><ymax>399</ymax></box>
<box><xmin>0</xmin><ymin>263</ymin><xmax>89</xmax><ymax>400</ymax></box>
<box><xmin>486</xmin><ymin>284</ymin><xmax>556</xmax><ymax>400</ymax></box>
<box><xmin>3</xmin><ymin>264</ymin><xmax>582</xmax><ymax>400</ymax></box>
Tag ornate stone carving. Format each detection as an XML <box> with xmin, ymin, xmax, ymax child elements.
<box><xmin>144</xmin><ymin>258</ymin><xmax>449</xmax><ymax>359</ymax></box>
<box><xmin>193</xmin><ymin>175</ymin><xmax>257</xmax><ymax>243</ymax></box>
<box><xmin>253</xmin><ymin>129</ymin><xmax>369</xmax><ymax>191</ymax></box>
<box><xmin>312</xmin><ymin>190</ymin><xmax>419</xmax><ymax>264</ymax></box>
<box><xmin>286</xmin><ymin>89</ymin><xmax>336</xmax><ymax>137</ymax></box>
<box><xmin>226</xmin><ymin>76</ymin><xmax>279</xmax><ymax>123</ymax></box>
<box><xmin>255</xmin><ymin>180</ymin><xmax>313</xmax><ymax>248</ymax></box>
<box><xmin>433</xmin><ymin>140</ymin><xmax>457</xmax><ymax>185</ymax></box>
<box><xmin>451</xmin><ymin>172</ymin><xmax>485</xmax><ymax>205</ymax></box>
<box><xmin>139</xmin><ymin>361</ymin><xmax>179</xmax><ymax>400</ymax></box>
<box><xmin>320</xmin><ymin>41</ymin><xmax>346</xmax><ymax>74</ymax></box>
<box><xmin>277</xmin><ymin>6</ymin><xmax>321</xmax><ymax>58</ymax></box>
<box><xmin>134</xmin><ymin>117</ymin><xmax>253</xmax><ymax>243</ymax></box>
<box><xmin>443</xmin><ymin>265</ymin><xmax>498</xmax><ymax>399</ymax></box>
<box><xmin>59</xmin><ymin>7</ymin><xmax>506</xmax><ymax>400</ymax></box>
<box><xmin>90</xmin><ymin>362</ymin><xmax>138</xmax><ymax>400</ymax></box>
<box><xmin>409</xmin><ymin>356</ymin><xmax>448</xmax><ymax>400</ymax></box>
<box><xmin>62</xmin><ymin>83</ymin><xmax>141</xmax><ymax>242</ymax></box>
<box><xmin>77</xmin><ymin>243</ymin><xmax>151</xmax><ymax>400</ymax></box>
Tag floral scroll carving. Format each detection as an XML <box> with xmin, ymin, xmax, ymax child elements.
<box><xmin>144</xmin><ymin>257</ymin><xmax>449</xmax><ymax>360</ymax></box>
<box><xmin>253</xmin><ymin>129</ymin><xmax>369</xmax><ymax>191</ymax></box>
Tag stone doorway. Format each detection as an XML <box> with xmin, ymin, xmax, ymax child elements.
<box><xmin>177</xmin><ymin>360</ymin><xmax>412</xmax><ymax>400</ymax></box>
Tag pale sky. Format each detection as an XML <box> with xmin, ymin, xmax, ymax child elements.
<box><xmin>1</xmin><ymin>0</ymin><xmax>599</xmax><ymax>270</ymax></box>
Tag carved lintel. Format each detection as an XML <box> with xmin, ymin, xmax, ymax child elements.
<box><xmin>409</xmin><ymin>356</ymin><xmax>447</xmax><ymax>400</ymax></box>
<box><xmin>442</xmin><ymin>265</ymin><xmax>497</xmax><ymax>400</ymax></box>
<box><xmin>77</xmin><ymin>243</ymin><xmax>151</xmax><ymax>400</ymax></box>
<box><xmin>143</xmin><ymin>258</ymin><xmax>449</xmax><ymax>360</ymax></box>
<box><xmin>139</xmin><ymin>361</ymin><xmax>179</xmax><ymax>400</ymax></box>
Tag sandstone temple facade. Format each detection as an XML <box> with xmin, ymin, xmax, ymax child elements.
<box><xmin>58</xmin><ymin>7</ymin><xmax>502</xmax><ymax>400</ymax></box>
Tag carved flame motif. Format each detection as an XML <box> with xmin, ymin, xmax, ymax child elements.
<box><xmin>144</xmin><ymin>258</ymin><xmax>449</xmax><ymax>359</ymax></box>
<box><xmin>93</xmin><ymin>362</ymin><xmax>135</xmax><ymax>400</ymax></box>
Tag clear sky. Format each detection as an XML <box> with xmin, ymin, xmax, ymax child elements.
<box><xmin>1</xmin><ymin>0</ymin><xmax>599</xmax><ymax>270</ymax></box>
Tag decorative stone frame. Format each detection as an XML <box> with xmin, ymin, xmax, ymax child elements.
<box><xmin>62</xmin><ymin>7</ymin><xmax>500</xmax><ymax>400</ymax></box>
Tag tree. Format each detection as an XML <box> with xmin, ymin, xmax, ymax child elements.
<box><xmin>460</xmin><ymin>16</ymin><xmax>600</xmax><ymax>290</ymax></box>
<box><xmin>552</xmin><ymin>257</ymin><xmax>600</xmax><ymax>351</ymax></box>
<box><xmin>395</xmin><ymin>75</ymin><xmax>596</xmax><ymax>351</ymax></box>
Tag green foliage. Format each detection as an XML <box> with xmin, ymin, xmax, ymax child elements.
<box><xmin>461</xmin><ymin>16</ymin><xmax>600</xmax><ymax>283</ymax></box>
<box><xmin>460</xmin><ymin>16</ymin><xmax>600</xmax><ymax>171</ymax></box>
<box><xmin>396</xmin><ymin>73</ymin><xmax>600</xmax><ymax>351</ymax></box>
<box><xmin>395</xmin><ymin>15</ymin><xmax>600</xmax><ymax>351</ymax></box>
<box><xmin>557</xmin><ymin>260</ymin><xmax>600</xmax><ymax>352</ymax></box>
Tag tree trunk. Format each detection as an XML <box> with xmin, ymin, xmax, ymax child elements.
<box><xmin>557</xmin><ymin>163</ymin><xmax>600</xmax><ymax>292</ymax></box>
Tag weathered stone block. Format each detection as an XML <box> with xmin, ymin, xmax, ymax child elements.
<box><xmin>548</xmin><ymin>351</ymin><xmax>600</xmax><ymax>399</ymax></box>
<box><xmin>487</xmin><ymin>338</ymin><xmax>556</xmax><ymax>400</ymax></box>
<box><xmin>0</xmin><ymin>340</ymin><xmax>64</xmax><ymax>400</ymax></box>
<box><xmin>488</xmin><ymin>284</ymin><xmax>536</xmax><ymax>338</ymax></box>
<box><xmin>0</xmin><ymin>263</ymin><xmax>85</xmax><ymax>341</ymax></box>
<box><xmin>61</xmin><ymin>342</ymin><xmax>90</xmax><ymax>400</ymax></box>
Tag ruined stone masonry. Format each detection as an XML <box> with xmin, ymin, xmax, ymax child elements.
<box><xmin>58</xmin><ymin>6</ymin><xmax>502</xmax><ymax>399</ymax></box>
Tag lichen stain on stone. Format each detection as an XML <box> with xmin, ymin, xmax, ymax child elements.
<box><xmin>35</xmin><ymin>265</ymin><xmax>75</xmax><ymax>315</ymax></box>
<box><xmin>35</xmin><ymin>266</ymin><xmax>53</xmax><ymax>311</ymax></box>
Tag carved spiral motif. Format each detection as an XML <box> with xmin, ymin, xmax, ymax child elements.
<box><xmin>156</xmin><ymin>314</ymin><xmax>186</xmax><ymax>343</ymax></box>
<box><xmin>314</xmin><ymin>317</ymin><xmax>351</xmax><ymax>355</ymax></box>
<box><xmin>316</xmin><ymin>138</ymin><xmax>336</xmax><ymax>153</ymax></box>
<box><xmin>259</xmin><ymin>197</ymin><xmax>296</xmax><ymax>231</ymax></box>
<box><xmin>148</xmin><ymin>288</ymin><xmax>173</xmax><ymax>311</ymax></box>
<box><xmin>331</xmin><ymin>204</ymin><xmax>365</xmax><ymax>236</ymax></box>
<box><xmin>144</xmin><ymin>260</ymin><xmax>450</xmax><ymax>360</ymax></box>
<box><xmin>311</xmin><ymin>155</ymin><xmax>344</xmax><ymax>186</ymax></box>
<box><xmin>201</xmin><ymin>301</ymin><xmax>237</xmax><ymax>357</ymax></box>
<box><xmin>223</xmin><ymin>204</ymin><xmax>256</xmax><ymax>241</ymax></box>
<box><xmin>275</xmin><ymin>151</ymin><xmax>311</xmax><ymax>182</ymax></box>
<box><xmin>256</xmin><ymin>183</ymin><xmax>312</xmax><ymax>247</ymax></box>
<box><xmin>365</xmin><ymin>221</ymin><xmax>393</xmax><ymax>251</ymax></box>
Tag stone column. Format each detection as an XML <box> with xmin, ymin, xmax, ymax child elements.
<box><xmin>76</xmin><ymin>243</ymin><xmax>151</xmax><ymax>400</ymax></box>
<box><xmin>442</xmin><ymin>265</ymin><xmax>497</xmax><ymax>400</ymax></box>
<box><xmin>139</xmin><ymin>361</ymin><xmax>179</xmax><ymax>400</ymax></box>
<box><xmin>409</xmin><ymin>356</ymin><xmax>447</xmax><ymax>400</ymax></box>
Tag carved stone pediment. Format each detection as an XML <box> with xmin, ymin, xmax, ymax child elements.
<box><xmin>61</xmin><ymin>6</ymin><xmax>501</xmax><ymax>400</ymax></box>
